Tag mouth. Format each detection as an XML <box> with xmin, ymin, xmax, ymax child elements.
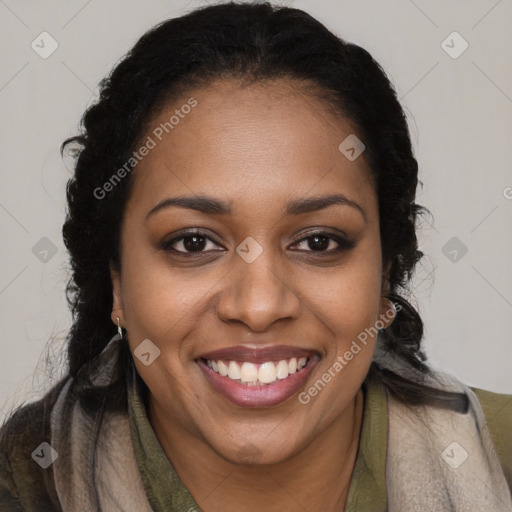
<box><xmin>196</xmin><ymin>345</ymin><xmax>321</xmax><ymax>407</ymax></box>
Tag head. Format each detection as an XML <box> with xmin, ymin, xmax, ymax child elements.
<box><xmin>62</xmin><ymin>1</ymin><xmax>436</xmax><ymax>464</ymax></box>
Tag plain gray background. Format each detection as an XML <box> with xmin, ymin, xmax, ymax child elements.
<box><xmin>1</xmin><ymin>0</ymin><xmax>511</xmax><ymax>421</ymax></box>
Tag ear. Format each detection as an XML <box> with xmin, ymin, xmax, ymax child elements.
<box><xmin>109</xmin><ymin>260</ymin><xmax>125</xmax><ymax>328</ymax></box>
<box><xmin>378</xmin><ymin>297</ymin><xmax>397</xmax><ymax>329</ymax></box>
<box><xmin>378</xmin><ymin>260</ymin><xmax>396</xmax><ymax>329</ymax></box>
<box><xmin>381</xmin><ymin>260</ymin><xmax>392</xmax><ymax>296</ymax></box>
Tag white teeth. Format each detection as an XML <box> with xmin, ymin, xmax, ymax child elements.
<box><xmin>205</xmin><ymin>356</ymin><xmax>310</xmax><ymax>385</ymax></box>
<box><xmin>276</xmin><ymin>360</ymin><xmax>289</xmax><ymax>379</ymax></box>
<box><xmin>258</xmin><ymin>362</ymin><xmax>277</xmax><ymax>384</ymax></box>
<box><xmin>217</xmin><ymin>360</ymin><xmax>228</xmax><ymax>376</ymax></box>
<box><xmin>240</xmin><ymin>362</ymin><xmax>258</xmax><ymax>383</ymax></box>
<box><xmin>228</xmin><ymin>361</ymin><xmax>241</xmax><ymax>380</ymax></box>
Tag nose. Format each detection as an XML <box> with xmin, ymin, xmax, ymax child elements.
<box><xmin>216</xmin><ymin>249</ymin><xmax>301</xmax><ymax>332</ymax></box>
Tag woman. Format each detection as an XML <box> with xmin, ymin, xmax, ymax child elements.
<box><xmin>1</xmin><ymin>2</ymin><xmax>510</xmax><ymax>511</ymax></box>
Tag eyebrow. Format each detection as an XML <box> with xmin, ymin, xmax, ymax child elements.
<box><xmin>145</xmin><ymin>193</ymin><xmax>366</xmax><ymax>222</ymax></box>
<box><xmin>286</xmin><ymin>194</ymin><xmax>366</xmax><ymax>220</ymax></box>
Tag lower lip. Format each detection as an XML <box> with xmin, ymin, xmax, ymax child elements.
<box><xmin>196</xmin><ymin>357</ymin><xmax>320</xmax><ymax>408</ymax></box>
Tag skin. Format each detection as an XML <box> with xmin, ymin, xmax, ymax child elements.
<box><xmin>110</xmin><ymin>78</ymin><xmax>395</xmax><ymax>512</ymax></box>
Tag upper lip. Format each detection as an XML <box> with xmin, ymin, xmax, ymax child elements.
<box><xmin>197</xmin><ymin>345</ymin><xmax>319</xmax><ymax>364</ymax></box>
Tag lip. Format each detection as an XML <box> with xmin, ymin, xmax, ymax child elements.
<box><xmin>196</xmin><ymin>349</ymin><xmax>321</xmax><ymax>408</ymax></box>
<box><xmin>198</xmin><ymin>344</ymin><xmax>317</xmax><ymax>364</ymax></box>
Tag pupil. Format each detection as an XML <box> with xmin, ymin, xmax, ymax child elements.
<box><xmin>309</xmin><ymin>235</ymin><xmax>329</xmax><ymax>251</ymax></box>
<box><xmin>184</xmin><ymin>235</ymin><xmax>206</xmax><ymax>252</ymax></box>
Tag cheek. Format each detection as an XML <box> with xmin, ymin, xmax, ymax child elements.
<box><xmin>305</xmin><ymin>255</ymin><xmax>382</xmax><ymax>336</ymax></box>
<box><xmin>120</xmin><ymin>246</ymin><xmax>208</xmax><ymax>338</ymax></box>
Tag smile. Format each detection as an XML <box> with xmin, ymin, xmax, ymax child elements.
<box><xmin>203</xmin><ymin>357</ymin><xmax>309</xmax><ymax>385</ymax></box>
<box><xmin>196</xmin><ymin>345</ymin><xmax>320</xmax><ymax>407</ymax></box>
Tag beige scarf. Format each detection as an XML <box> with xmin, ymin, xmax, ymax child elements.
<box><xmin>386</xmin><ymin>379</ymin><xmax>512</xmax><ymax>510</ymax></box>
<box><xmin>50</xmin><ymin>334</ymin><xmax>512</xmax><ymax>511</ymax></box>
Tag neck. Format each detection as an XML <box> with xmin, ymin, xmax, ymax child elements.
<box><xmin>149</xmin><ymin>389</ymin><xmax>365</xmax><ymax>512</ymax></box>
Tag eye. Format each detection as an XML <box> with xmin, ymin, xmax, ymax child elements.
<box><xmin>290</xmin><ymin>231</ymin><xmax>355</xmax><ymax>254</ymax></box>
<box><xmin>161</xmin><ymin>230</ymin><xmax>224</xmax><ymax>254</ymax></box>
<box><xmin>161</xmin><ymin>229</ymin><xmax>355</xmax><ymax>256</ymax></box>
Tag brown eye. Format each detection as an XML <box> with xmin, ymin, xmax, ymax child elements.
<box><xmin>161</xmin><ymin>230</ymin><xmax>224</xmax><ymax>254</ymax></box>
<box><xmin>290</xmin><ymin>231</ymin><xmax>356</xmax><ymax>254</ymax></box>
<box><xmin>305</xmin><ymin>234</ymin><xmax>331</xmax><ymax>251</ymax></box>
<box><xmin>180</xmin><ymin>234</ymin><xmax>208</xmax><ymax>252</ymax></box>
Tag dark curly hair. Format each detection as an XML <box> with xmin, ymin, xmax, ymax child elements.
<box><xmin>59</xmin><ymin>1</ymin><xmax>464</xmax><ymax>410</ymax></box>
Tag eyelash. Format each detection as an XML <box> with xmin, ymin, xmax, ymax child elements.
<box><xmin>160</xmin><ymin>229</ymin><xmax>356</xmax><ymax>256</ymax></box>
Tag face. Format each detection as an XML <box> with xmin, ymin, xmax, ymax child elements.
<box><xmin>110</xmin><ymin>78</ymin><xmax>394</xmax><ymax>465</ymax></box>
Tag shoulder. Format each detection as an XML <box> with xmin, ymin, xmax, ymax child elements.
<box><xmin>0</xmin><ymin>451</ymin><xmax>23</xmax><ymax>511</ymax></box>
<box><xmin>471</xmin><ymin>386</ymin><xmax>512</xmax><ymax>491</ymax></box>
<box><xmin>0</xmin><ymin>381</ymin><xmax>66</xmax><ymax>512</ymax></box>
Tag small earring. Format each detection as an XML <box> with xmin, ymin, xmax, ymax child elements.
<box><xmin>378</xmin><ymin>297</ymin><xmax>397</xmax><ymax>331</ymax></box>
<box><xmin>383</xmin><ymin>298</ymin><xmax>397</xmax><ymax>320</ymax></box>
<box><xmin>117</xmin><ymin>317</ymin><xmax>123</xmax><ymax>339</ymax></box>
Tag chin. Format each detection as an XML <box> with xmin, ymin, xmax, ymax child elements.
<box><xmin>208</xmin><ymin>429</ymin><xmax>305</xmax><ymax>467</ymax></box>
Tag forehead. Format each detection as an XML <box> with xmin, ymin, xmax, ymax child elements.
<box><xmin>127</xmin><ymin>78</ymin><xmax>376</xmax><ymax>218</ymax></box>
